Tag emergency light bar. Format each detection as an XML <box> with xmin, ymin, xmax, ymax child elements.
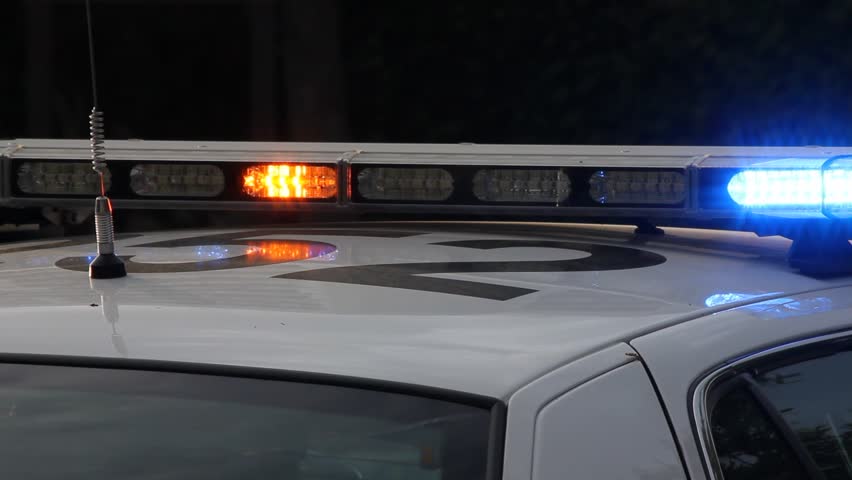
<box><xmin>4</xmin><ymin>140</ymin><xmax>852</xmax><ymax>274</ymax></box>
<box><xmin>4</xmin><ymin>139</ymin><xmax>852</xmax><ymax>222</ymax></box>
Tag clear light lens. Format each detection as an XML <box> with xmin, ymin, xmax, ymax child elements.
<box><xmin>242</xmin><ymin>164</ymin><xmax>337</xmax><ymax>199</ymax></box>
<box><xmin>824</xmin><ymin>158</ymin><xmax>852</xmax><ymax>218</ymax></box>
<box><xmin>473</xmin><ymin>168</ymin><xmax>571</xmax><ymax>203</ymax></box>
<box><xmin>357</xmin><ymin>167</ymin><xmax>453</xmax><ymax>201</ymax></box>
<box><xmin>727</xmin><ymin>170</ymin><xmax>822</xmax><ymax>208</ymax></box>
<box><xmin>589</xmin><ymin>170</ymin><xmax>686</xmax><ymax>204</ymax></box>
<box><xmin>16</xmin><ymin>162</ymin><xmax>110</xmax><ymax>195</ymax></box>
<box><xmin>728</xmin><ymin>169</ymin><xmax>852</xmax><ymax>208</ymax></box>
<box><xmin>130</xmin><ymin>164</ymin><xmax>225</xmax><ymax>197</ymax></box>
<box><xmin>727</xmin><ymin>166</ymin><xmax>852</xmax><ymax>217</ymax></box>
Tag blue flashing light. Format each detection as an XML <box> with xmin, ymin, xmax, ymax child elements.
<box><xmin>728</xmin><ymin>170</ymin><xmax>822</xmax><ymax>207</ymax></box>
<box><xmin>824</xmin><ymin>167</ymin><xmax>852</xmax><ymax>210</ymax></box>
<box><xmin>728</xmin><ymin>167</ymin><xmax>852</xmax><ymax>210</ymax></box>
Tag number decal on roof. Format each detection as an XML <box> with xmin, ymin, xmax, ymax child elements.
<box><xmin>276</xmin><ymin>239</ymin><xmax>666</xmax><ymax>300</ymax></box>
<box><xmin>54</xmin><ymin>231</ymin><xmax>666</xmax><ymax>300</ymax></box>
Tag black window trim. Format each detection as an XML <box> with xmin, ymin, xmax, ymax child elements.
<box><xmin>692</xmin><ymin>329</ymin><xmax>852</xmax><ymax>480</ymax></box>
<box><xmin>0</xmin><ymin>352</ymin><xmax>506</xmax><ymax>480</ymax></box>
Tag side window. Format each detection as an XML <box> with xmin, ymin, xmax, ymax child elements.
<box><xmin>0</xmin><ymin>363</ymin><xmax>496</xmax><ymax>480</ymax></box>
<box><xmin>707</xmin><ymin>337</ymin><xmax>852</xmax><ymax>480</ymax></box>
<box><xmin>709</xmin><ymin>383</ymin><xmax>809</xmax><ymax>479</ymax></box>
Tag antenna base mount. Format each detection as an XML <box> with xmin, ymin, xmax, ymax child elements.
<box><xmin>89</xmin><ymin>253</ymin><xmax>127</xmax><ymax>279</ymax></box>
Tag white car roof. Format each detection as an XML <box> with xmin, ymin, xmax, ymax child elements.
<box><xmin>0</xmin><ymin>221</ymin><xmax>849</xmax><ymax>398</ymax></box>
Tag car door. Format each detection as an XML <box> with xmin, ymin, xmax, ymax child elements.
<box><xmin>503</xmin><ymin>343</ymin><xmax>687</xmax><ymax>479</ymax></box>
<box><xmin>632</xmin><ymin>286</ymin><xmax>852</xmax><ymax>480</ymax></box>
<box><xmin>697</xmin><ymin>331</ymin><xmax>852</xmax><ymax>480</ymax></box>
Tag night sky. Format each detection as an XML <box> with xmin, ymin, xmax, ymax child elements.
<box><xmin>4</xmin><ymin>1</ymin><xmax>852</xmax><ymax>146</ymax></box>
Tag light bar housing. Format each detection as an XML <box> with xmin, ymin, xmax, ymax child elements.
<box><xmin>17</xmin><ymin>161</ymin><xmax>111</xmax><ymax>195</ymax></box>
<box><xmin>130</xmin><ymin>163</ymin><xmax>225</xmax><ymax>197</ymax></box>
<box><xmin>2</xmin><ymin>139</ymin><xmax>851</xmax><ymax>223</ymax></box>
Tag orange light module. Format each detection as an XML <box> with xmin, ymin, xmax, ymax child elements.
<box><xmin>242</xmin><ymin>164</ymin><xmax>337</xmax><ymax>199</ymax></box>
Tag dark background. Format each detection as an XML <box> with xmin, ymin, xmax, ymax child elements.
<box><xmin>4</xmin><ymin>0</ymin><xmax>852</xmax><ymax>146</ymax></box>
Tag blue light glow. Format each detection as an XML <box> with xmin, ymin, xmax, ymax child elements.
<box><xmin>705</xmin><ymin>292</ymin><xmax>832</xmax><ymax>319</ymax></box>
<box><xmin>728</xmin><ymin>168</ymin><xmax>852</xmax><ymax>208</ymax></box>
<box><xmin>315</xmin><ymin>250</ymin><xmax>338</xmax><ymax>262</ymax></box>
<box><xmin>195</xmin><ymin>246</ymin><xmax>230</xmax><ymax>259</ymax></box>
<box><xmin>824</xmin><ymin>167</ymin><xmax>852</xmax><ymax>210</ymax></box>
<box><xmin>752</xmin><ymin>297</ymin><xmax>832</xmax><ymax>319</ymax></box>
<box><xmin>705</xmin><ymin>292</ymin><xmax>779</xmax><ymax>307</ymax></box>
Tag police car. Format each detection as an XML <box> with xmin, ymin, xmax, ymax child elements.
<box><xmin>1</xmin><ymin>139</ymin><xmax>852</xmax><ymax>479</ymax></box>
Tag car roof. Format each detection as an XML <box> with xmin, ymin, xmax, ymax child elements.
<box><xmin>1</xmin><ymin>221</ymin><xmax>850</xmax><ymax>398</ymax></box>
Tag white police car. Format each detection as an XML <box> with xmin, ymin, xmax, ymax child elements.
<box><xmin>1</xmin><ymin>140</ymin><xmax>852</xmax><ymax>479</ymax></box>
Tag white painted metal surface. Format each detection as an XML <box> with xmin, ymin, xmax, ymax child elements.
<box><xmin>1</xmin><ymin>221</ymin><xmax>850</xmax><ymax>399</ymax></box>
<box><xmin>532</xmin><ymin>362</ymin><xmax>686</xmax><ymax>480</ymax></box>
<box><xmin>502</xmin><ymin>344</ymin><xmax>635</xmax><ymax>479</ymax></box>
<box><xmin>4</xmin><ymin>220</ymin><xmax>852</xmax><ymax>479</ymax></box>
<box><xmin>632</xmin><ymin>286</ymin><xmax>852</xmax><ymax>480</ymax></box>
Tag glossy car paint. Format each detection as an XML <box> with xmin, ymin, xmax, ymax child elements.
<box><xmin>1</xmin><ymin>222</ymin><xmax>849</xmax><ymax>399</ymax></box>
<box><xmin>533</xmin><ymin>362</ymin><xmax>686</xmax><ymax>480</ymax></box>
<box><xmin>502</xmin><ymin>343</ymin><xmax>636</xmax><ymax>479</ymax></box>
<box><xmin>632</xmin><ymin>286</ymin><xmax>852</xmax><ymax>479</ymax></box>
<box><xmin>4</xmin><ymin>220</ymin><xmax>852</xmax><ymax>479</ymax></box>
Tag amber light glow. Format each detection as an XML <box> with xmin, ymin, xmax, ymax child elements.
<box><xmin>245</xmin><ymin>241</ymin><xmax>335</xmax><ymax>262</ymax></box>
<box><xmin>242</xmin><ymin>164</ymin><xmax>337</xmax><ymax>199</ymax></box>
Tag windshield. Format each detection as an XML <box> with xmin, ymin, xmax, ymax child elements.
<box><xmin>0</xmin><ymin>363</ymin><xmax>495</xmax><ymax>480</ymax></box>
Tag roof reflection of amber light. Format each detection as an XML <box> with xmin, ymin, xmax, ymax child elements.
<box><xmin>245</xmin><ymin>241</ymin><xmax>333</xmax><ymax>262</ymax></box>
<box><xmin>242</xmin><ymin>164</ymin><xmax>337</xmax><ymax>199</ymax></box>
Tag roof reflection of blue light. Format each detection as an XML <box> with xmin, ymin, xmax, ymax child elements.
<box><xmin>752</xmin><ymin>297</ymin><xmax>832</xmax><ymax>319</ymax></box>
<box><xmin>705</xmin><ymin>292</ymin><xmax>832</xmax><ymax>319</ymax></box>
<box><xmin>316</xmin><ymin>250</ymin><xmax>338</xmax><ymax>262</ymax></box>
<box><xmin>195</xmin><ymin>246</ymin><xmax>230</xmax><ymax>259</ymax></box>
<box><xmin>705</xmin><ymin>292</ymin><xmax>778</xmax><ymax>307</ymax></box>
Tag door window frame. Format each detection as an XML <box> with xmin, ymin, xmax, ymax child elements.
<box><xmin>692</xmin><ymin>329</ymin><xmax>852</xmax><ymax>480</ymax></box>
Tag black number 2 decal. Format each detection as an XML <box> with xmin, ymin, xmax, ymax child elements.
<box><xmin>55</xmin><ymin>232</ymin><xmax>666</xmax><ymax>300</ymax></box>
<box><xmin>276</xmin><ymin>239</ymin><xmax>666</xmax><ymax>300</ymax></box>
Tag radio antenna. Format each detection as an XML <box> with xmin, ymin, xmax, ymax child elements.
<box><xmin>85</xmin><ymin>0</ymin><xmax>126</xmax><ymax>279</ymax></box>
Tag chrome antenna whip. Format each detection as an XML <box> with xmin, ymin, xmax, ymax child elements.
<box><xmin>85</xmin><ymin>0</ymin><xmax>126</xmax><ymax>279</ymax></box>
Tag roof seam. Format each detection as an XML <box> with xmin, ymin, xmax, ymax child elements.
<box><xmin>622</xmin><ymin>282</ymin><xmax>852</xmax><ymax>343</ymax></box>
<box><xmin>503</xmin><ymin>282</ymin><xmax>852</xmax><ymax>399</ymax></box>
